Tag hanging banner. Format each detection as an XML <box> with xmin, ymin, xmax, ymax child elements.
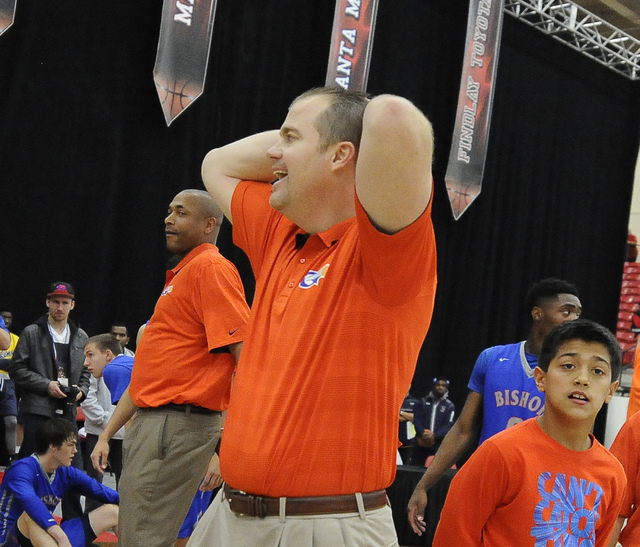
<box><xmin>0</xmin><ymin>0</ymin><xmax>16</xmax><ymax>36</ymax></box>
<box><xmin>153</xmin><ymin>0</ymin><xmax>218</xmax><ymax>126</ymax></box>
<box><xmin>325</xmin><ymin>0</ymin><xmax>379</xmax><ymax>92</ymax></box>
<box><xmin>445</xmin><ymin>0</ymin><xmax>505</xmax><ymax>220</ymax></box>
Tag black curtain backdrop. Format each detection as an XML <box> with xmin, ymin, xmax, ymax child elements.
<box><xmin>1</xmin><ymin>0</ymin><xmax>639</xmax><ymax>437</ymax></box>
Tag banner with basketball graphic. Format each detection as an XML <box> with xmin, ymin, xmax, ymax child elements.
<box><xmin>0</xmin><ymin>0</ymin><xmax>16</xmax><ymax>36</ymax></box>
<box><xmin>153</xmin><ymin>0</ymin><xmax>218</xmax><ymax>126</ymax></box>
<box><xmin>325</xmin><ymin>0</ymin><xmax>379</xmax><ymax>91</ymax></box>
<box><xmin>445</xmin><ymin>0</ymin><xmax>505</xmax><ymax>220</ymax></box>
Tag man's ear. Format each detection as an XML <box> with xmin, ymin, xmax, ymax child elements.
<box><xmin>203</xmin><ymin>217</ymin><xmax>217</xmax><ymax>234</ymax></box>
<box><xmin>534</xmin><ymin>366</ymin><xmax>546</xmax><ymax>392</ymax></box>
<box><xmin>70</xmin><ymin>300</ymin><xmax>75</xmax><ymax>311</ymax></box>
<box><xmin>104</xmin><ymin>349</ymin><xmax>115</xmax><ymax>364</ymax></box>
<box><xmin>605</xmin><ymin>381</ymin><xmax>619</xmax><ymax>404</ymax></box>
<box><xmin>531</xmin><ymin>306</ymin><xmax>543</xmax><ymax>322</ymax></box>
<box><xmin>331</xmin><ymin>142</ymin><xmax>356</xmax><ymax>170</ymax></box>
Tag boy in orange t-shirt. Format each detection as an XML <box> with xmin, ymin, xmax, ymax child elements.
<box><xmin>432</xmin><ymin>320</ymin><xmax>626</xmax><ymax>546</ymax></box>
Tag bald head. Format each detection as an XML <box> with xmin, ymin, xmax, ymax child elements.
<box><xmin>165</xmin><ymin>189</ymin><xmax>224</xmax><ymax>257</ymax></box>
<box><xmin>175</xmin><ymin>189</ymin><xmax>224</xmax><ymax>226</ymax></box>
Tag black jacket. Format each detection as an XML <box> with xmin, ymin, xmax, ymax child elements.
<box><xmin>9</xmin><ymin>316</ymin><xmax>89</xmax><ymax>419</ymax></box>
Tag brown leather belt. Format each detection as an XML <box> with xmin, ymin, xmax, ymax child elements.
<box><xmin>223</xmin><ymin>483</ymin><xmax>388</xmax><ymax>518</ymax></box>
<box><xmin>145</xmin><ymin>403</ymin><xmax>221</xmax><ymax>416</ymax></box>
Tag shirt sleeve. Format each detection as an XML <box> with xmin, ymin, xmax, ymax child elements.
<box><xmin>195</xmin><ymin>257</ymin><xmax>250</xmax><ymax>351</ymax></box>
<box><xmin>609</xmin><ymin>419</ymin><xmax>638</xmax><ymax>519</ymax></box>
<box><xmin>230</xmin><ymin>182</ymin><xmax>282</xmax><ymax>279</ymax></box>
<box><xmin>4</xmin><ymin>466</ymin><xmax>58</xmax><ymax>532</ymax></box>
<box><xmin>0</xmin><ymin>317</ymin><xmax>7</xmax><ymax>333</ymax></box>
<box><xmin>468</xmin><ymin>347</ymin><xmax>491</xmax><ymax>394</ymax></box>
<box><xmin>354</xmin><ymin>194</ymin><xmax>437</xmax><ymax>306</ymax></box>
<box><xmin>433</xmin><ymin>440</ymin><xmax>507</xmax><ymax>546</ymax></box>
<box><xmin>103</xmin><ymin>363</ymin><xmax>131</xmax><ymax>404</ymax></box>
<box><xmin>66</xmin><ymin>467</ymin><xmax>120</xmax><ymax>505</ymax></box>
<box><xmin>80</xmin><ymin>377</ymin><xmax>107</xmax><ymax>426</ymax></box>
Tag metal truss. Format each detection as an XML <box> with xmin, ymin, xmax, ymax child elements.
<box><xmin>504</xmin><ymin>0</ymin><xmax>640</xmax><ymax>80</ymax></box>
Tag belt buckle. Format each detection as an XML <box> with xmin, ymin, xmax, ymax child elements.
<box><xmin>250</xmin><ymin>494</ymin><xmax>267</xmax><ymax>518</ymax></box>
<box><xmin>231</xmin><ymin>489</ymin><xmax>268</xmax><ymax>518</ymax></box>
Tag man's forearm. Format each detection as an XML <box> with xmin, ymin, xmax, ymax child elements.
<box><xmin>99</xmin><ymin>388</ymin><xmax>137</xmax><ymax>442</ymax></box>
<box><xmin>203</xmin><ymin>130</ymin><xmax>280</xmax><ymax>184</ymax></box>
<box><xmin>415</xmin><ymin>421</ymin><xmax>476</xmax><ymax>492</ymax></box>
<box><xmin>0</xmin><ymin>329</ymin><xmax>10</xmax><ymax>351</ymax></box>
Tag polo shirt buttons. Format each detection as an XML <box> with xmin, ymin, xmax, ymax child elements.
<box><xmin>288</xmin><ymin>282</ymin><xmax>294</xmax><ymax>288</ymax></box>
<box><xmin>300</xmin><ymin>258</ymin><xmax>306</xmax><ymax>263</ymax></box>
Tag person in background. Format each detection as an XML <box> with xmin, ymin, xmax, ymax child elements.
<box><xmin>0</xmin><ymin>418</ymin><xmax>119</xmax><ymax>547</ymax></box>
<box><xmin>91</xmin><ymin>190</ymin><xmax>249</xmax><ymax>547</ymax></box>
<box><xmin>109</xmin><ymin>323</ymin><xmax>134</xmax><ymax>357</ymax></box>
<box><xmin>0</xmin><ymin>310</ymin><xmax>18</xmax><ymax>352</ymax></box>
<box><xmin>608</xmin><ymin>409</ymin><xmax>640</xmax><ymax>546</ymax></box>
<box><xmin>432</xmin><ymin>320</ymin><xmax>625</xmax><ymax>545</ymax></box>
<box><xmin>190</xmin><ymin>86</ymin><xmax>437</xmax><ymax>545</ymax></box>
<box><xmin>413</xmin><ymin>377</ymin><xmax>456</xmax><ymax>466</ymax></box>
<box><xmin>398</xmin><ymin>390</ymin><xmax>421</xmax><ymax>465</ymax></box>
<box><xmin>82</xmin><ymin>333</ymin><xmax>132</xmax><ymax>500</ymax></box>
<box><xmin>0</xmin><ymin>309</ymin><xmax>19</xmax><ymax>462</ymax></box>
<box><xmin>9</xmin><ymin>282</ymin><xmax>90</xmax><ymax>521</ymax></box>
<box><xmin>408</xmin><ymin>278</ymin><xmax>582</xmax><ymax>529</ymax></box>
<box><xmin>0</xmin><ymin>313</ymin><xmax>11</xmax><ymax>351</ymax></box>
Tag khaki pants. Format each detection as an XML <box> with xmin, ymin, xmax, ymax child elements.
<box><xmin>118</xmin><ymin>408</ymin><xmax>221</xmax><ymax>547</ymax></box>
<box><xmin>187</xmin><ymin>487</ymin><xmax>399</xmax><ymax>547</ymax></box>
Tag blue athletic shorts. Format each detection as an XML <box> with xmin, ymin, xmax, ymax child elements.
<box><xmin>6</xmin><ymin>513</ymin><xmax>95</xmax><ymax>547</ymax></box>
<box><xmin>0</xmin><ymin>379</ymin><xmax>17</xmax><ymax>417</ymax></box>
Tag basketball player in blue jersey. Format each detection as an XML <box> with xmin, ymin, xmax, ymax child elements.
<box><xmin>408</xmin><ymin>278</ymin><xmax>582</xmax><ymax>535</ymax></box>
<box><xmin>0</xmin><ymin>419</ymin><xmax>118</xmax><ymax>547</ymax></box>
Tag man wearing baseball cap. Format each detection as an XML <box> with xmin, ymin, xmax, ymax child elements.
<box><xmin>9</xmin><ymin>281</ymin><xmax>90</xmax><ymax>521</ymax></box>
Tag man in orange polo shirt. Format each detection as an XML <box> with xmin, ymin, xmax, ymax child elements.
<box><xmin>189</xmin><ymin>88</ymin><xmax>437</xmax><ymax>545</ymax></box>
<box><xmin>90</xmin><ymin>189</ymin><xmax>250</xmax><ymax>547</ymax></box>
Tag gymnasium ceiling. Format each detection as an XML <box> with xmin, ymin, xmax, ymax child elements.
<box><xmin>574</xmin><ymin>0</ymin><xmax>640</xmax><ymax>39</ymax></box>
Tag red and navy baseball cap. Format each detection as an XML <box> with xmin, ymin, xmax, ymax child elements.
<box><xmin>46</xmin><ymin>282</ymin><xmax>75</xmax><ymax>300</ymax></box>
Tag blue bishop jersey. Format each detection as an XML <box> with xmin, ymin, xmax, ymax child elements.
<box><xmin>468</xmin><ymin>341</ymin><xmax>544</xmax><ymax>444</ymax></box>
<box><xmin>0</xmin><ymin>454</ymin><xmax>119</xmax><ymax>545</ymax></box>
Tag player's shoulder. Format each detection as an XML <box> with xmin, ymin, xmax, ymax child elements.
<box><xmin>18</xmin><ymin>323</ymin><xmax>41</xmax><ymax>337</ymax></box>
<box><xmin>494</xmin><ymin>417</ymin><xmax>537</xmax><ymax>443</ymax></box>
<box><xmin>592</xmin><ymin>436</ymin><xmax>626</xmax><ymax>469</ymax></box>
<box><xmin>189</xmin><ymin>244</ymin><xmax>236</xmax><ymax>271</ymax></box>
<box><xmin>485</xmin><ymin>340</ymin><xmax>522</xmax><ymax>353</ymax></box>
<box><xmin>5</xmin><ymin>456</ymin><xmax>38</xmax><ymax>479</ymax></box>
<box><xmin>625</xmin><ymin>409</ymin><xmax>640</xmax><ymax>430</ymax></box>
<box><xmin>479</xmin><ymin>341</ymin><xmax>522</xmax><ymax>361</ymax></box>
<box><xmin>109</xmin><ymin>354</ymin><xmax>134</xmax><ymax>369</ymax></box>
<box><xmin>443</xmin><ymin>397</ymin><xmax>455</xmax><ymax>410</ymax></box>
